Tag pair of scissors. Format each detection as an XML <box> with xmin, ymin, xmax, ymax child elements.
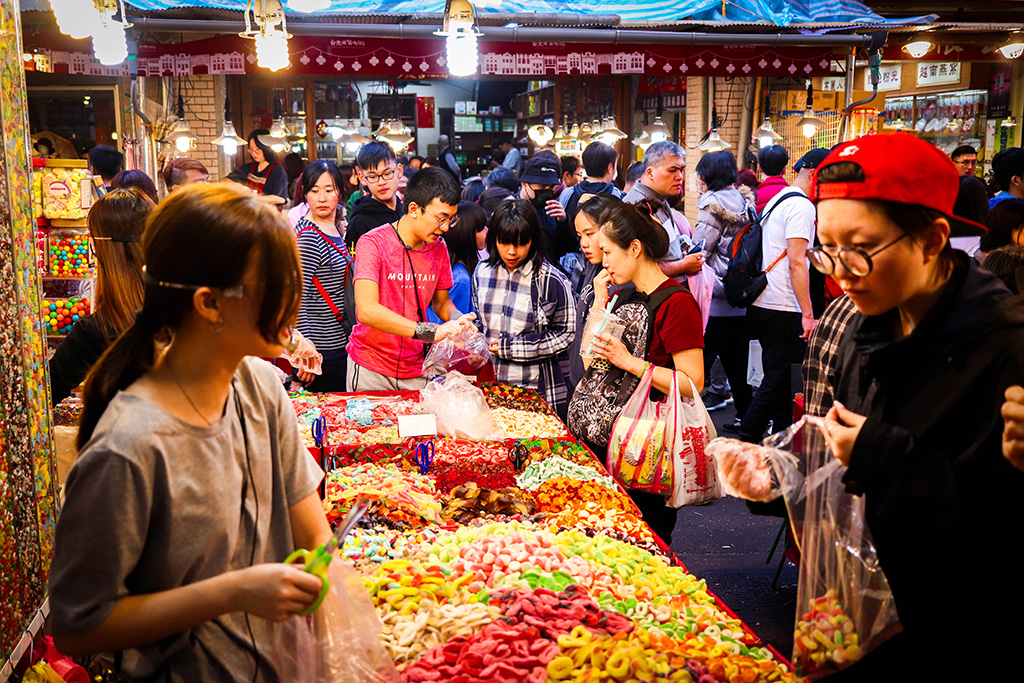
<box><xmin>312</xmin><ymin>415</ymin><xmax>327</xmax><ymax>499</ymax></box>
<box><xmin>285</xmin><ymin>497</ymin><xmax>371</xmax><ymax>616</ymax></box>
<box><xmin>508</xmin><ymin>440</ymin><xmax>528</xmax><ymax>473</ymax></box>
<box><xmin>413</xmin><ymin>440</ymin><xmax>435</xmax><ymax>474</ymax></box>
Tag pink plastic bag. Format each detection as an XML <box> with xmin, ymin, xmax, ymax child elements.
<box><xmin>608</xmin><ymin>365</ymin><xmax>674</xmax><ymax>494</ymax></box>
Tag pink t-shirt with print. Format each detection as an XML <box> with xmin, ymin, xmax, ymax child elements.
<box><xmin>347</xmin><ymin>224</ymin><xmax>454</xmax><ymax>378</ymax></box>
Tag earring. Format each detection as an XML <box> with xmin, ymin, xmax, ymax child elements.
<box><xmin>209</xmin><ymin>317</ymin><xmax>224</xmax><ymax>333</ymax></box>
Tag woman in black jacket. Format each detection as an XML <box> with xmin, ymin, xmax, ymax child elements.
<box><xmin>809</xmin><ymin>134</ymin><xmax>1024</xmax><ymax>679</ymax></box>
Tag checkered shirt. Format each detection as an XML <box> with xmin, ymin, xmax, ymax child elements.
<box><xmin>802</xmin><ymin>294</ymin><xmax>860</xmax><ymax>417</ymax></box>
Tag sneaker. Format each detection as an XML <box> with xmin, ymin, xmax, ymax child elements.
<box><xmin>725</xmin><ymin>393</ymin><xmax>734</xmax><ymax>405</ymax></box>
<box><xmin>720</xmin><ymin>417</ymin><xmax>741</xmax><ymax>433</ymax></box>
<box><xmin>702</xmin><ymin>390</ymin><xmax>730</xmax><ymax>411</ymax></box>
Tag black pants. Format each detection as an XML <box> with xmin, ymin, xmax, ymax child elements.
<box><xmin>703</xmin><ymin>315</ymin><xmax>752</xmax><ymax>419</ymax></box>
<box><xmin>739</xmin><ymin>306</ymin><xmax>805</xmax><ymax>443</ymax></box>
<box><xmin>303</xmin><ymin>348</ymin><xmax>347</xmax><ymax>393</ymax></box>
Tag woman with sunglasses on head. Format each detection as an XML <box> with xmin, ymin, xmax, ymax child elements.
<box><xmin>48</xmin><ymin>184</ymin><xmax>332</xmax><ymax>680</ymax></box>
<box><xmin>49</xmin><ymin>187</ymin><xmax>152</xmax><ymax>406</ymax></box>
<box><xmin>754</xmin><ymin>135</ymin><xmax>1024</xmax><ymax>679</ymax></box>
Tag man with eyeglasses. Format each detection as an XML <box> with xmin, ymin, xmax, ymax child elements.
<box><xmin>345</xmin><ymin>141</ymin><xmax>405</xmax><ymax>253</ymax></box>
<box><xmin>738</xmin><ymin>148</ymin><xmax>824</xmax><ymax>443</ymax></box>
<box><xmin>347</xmin><ymin>167</ymin><xmax>476</xmax><ymax>391</ymax></box>
<box><xmin>950</xmin><ymin>144</ymin><xmax>978</xmax><ymax>177</ymax></box>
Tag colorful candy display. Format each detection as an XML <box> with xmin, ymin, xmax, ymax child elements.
<box><xmin>793</xmin><ymin>590</ymin><xmax>860</xmax><ymax>677</ymax></box>
<box><xmin>41</xmin><ymin>296</ymin><xmax>90</xmax><ymax>336</ymax></box>
<box><xmin>38</xmin><ymin>165</ymin><xmax>89</xmax><ymax>220</ymax></box>
<box><xmin>47</xmin><ymin>231</ymin><xmax>91</xmax><ymax>277</ymax></box>
<box><xmin>301</xmin><ymin>384</ymin><xmax>796</xmax><ymax>682</ymax></box>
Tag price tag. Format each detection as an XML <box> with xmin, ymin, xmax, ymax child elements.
<box><xmin>398</xmin><ymin>414</ymin><xmax>437</xmax><ymax>438</ymax></box>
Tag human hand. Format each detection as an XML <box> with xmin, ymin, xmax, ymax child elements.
<box><xmin>590</xmin><ymin>332</ymin><xmax>632</xmax><ymax>370</ymax></box>
<box><xmin>230</xmin><ymin>563</ymin><xmax>323</xmax><ymax>621</ymax></box>
<box><xmin>713</xmin><ymin>438</ymin><xmax>775</xmax><ymax>501</ymax></box>
<box><xmin>488</xmin><ymin>339</ymin><xmax>500</xmax><ymax>355</ymax></box>
<box><xmin>593</xmin><ymin>269</ymin><xmax>611</xmax><ymax>309</ymax></box>
<box><xmin>295</xmin><ymin>368</ymin><xmax>315</xmax><ymax>384</ymax></box>
<box><xmin>800</xmin><ymin>314</ymin><xmax>817</xmax><ymax>340</ymax></box>
<box><xmin>546</xmin><ymin>200</ymin><xmax>567</xmax><ymax>222</ymax></box>
<box><xmin>821</xmin><ymin>401</ymin><xmax>867</xmax><ymax>466</ymax></box>
<box><xmin>680</xmin><ymin>253</ymin><xmax>704</xmax><ymax>276</ymax></box>
<box><xmin>1001</xmin><ymin>386</ymin><xmax>1024</xmax><ymax>472</ymax></box>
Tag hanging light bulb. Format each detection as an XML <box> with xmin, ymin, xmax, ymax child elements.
<box><xmin>600</xmin><ymin>116</ymin><xmax>628</xmax><ymax>141</ymax></box>
<box><xmin>269</xmin><ymin>116</ymin><xmax>289</xmax><ymax>138</ymax></box>
<box><xmin>633</xmin><ymin>131</ymin><xmax>653</xmax><ymax>151</ymax></box>
<box><xmin>341</xmin><ymin>120</ymin><xmax>369</xmax><ymax>145</ymax></box>
<box><xmin>902</xmin><ymin>39</ymin><xmax>932</xmax><ymax>59</ymax></box>
<box><xmin>436</xmin><ymin>0</ymin><xmax>483</xmax><ymax>77</ymax></box>
<box><xmin>241</xmin><ymin>0</ymin><xmax>291</xmax><ymax>72</ymax></box>
<box><xmin>578</xmin><ymin>121</ymin><xmax>594</xmax><ymax>140</ymax></box>
<box><xmin>698</xmin><ymin>130</ymin><xmax>732</xmax><ymax>152</ymax></box>
<box><xmin>528</xmin><ymin>124</ymin><xmax>554</xmax><ymax>147</ymax></box>
<box><xmin>288</xmin><ymin>0</ymin><xmax>329</xmax><ymax>11</ymax></box>
<box><xmin>755</xmin><ymin>118</ymin><xmax>782</xmax><ymax>149</ymax></box>
<box><xmin>798</xmin><ymin>80</ymin><xmax>825</xmax><ymax>139</ymax></box>
<box><xmin>643</xmin><ymin>117</ymin><xmax>670</xmax><ymax>144</ymax></box>
<box><xmin>569</xmin><ymin>123</ymin><xmax>580</xmax><ymax>139</ymax></box>
<box><xmin>552</xmin><ymin>124</ymin><xmax>567</xmax><ymax>143</ymax></box>
<box><xmin>213</xmin><ymin>90</ymin><xmax>246</xmax><ymax>155</ymax></box>
<box><xmin>999</xmin><ymin>38</ymin><xmax>1024</xmax><ymax>60</ymax></box>
<box><xmin>88</xmin><ymin>0</ymin><xmax>131</xmax><ymax>65</ymax></box>
<box><xmin>167</xmin><ymin>90</ymin><xmax>197</xmax><ymax>154</ymax></box>
<box><xmin>50</xmin><ymin>0</ymin><xmax>103</xmax><ymax>40</ymax></box>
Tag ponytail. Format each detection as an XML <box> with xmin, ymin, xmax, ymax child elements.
<box><xmin>77</xmin><ymin>311</ymin><xmax>163</xmax><ymax>449</ymax></box>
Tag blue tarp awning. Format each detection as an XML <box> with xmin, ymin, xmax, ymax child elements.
<box><xmin>120</xmin><ymin>0</ymin><xmax>934</xmax><ymax>27</ymax></box>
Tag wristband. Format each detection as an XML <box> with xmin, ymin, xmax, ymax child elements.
<box><xmin>413</xmin><ymin>322</ymin><xmax>438</xmax><ymax>342</ymax></box>
<box><xmin>635</xmin><ymin>361</ymin><xmax>652</xmax><ymax>378</ymax></box>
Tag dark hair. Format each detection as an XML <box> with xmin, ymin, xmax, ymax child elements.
<box><xmin>478</xmin><ymin>187</ymin><xmax>513</xmax><ymax>220</ymax></box>
<box><xmin>486</xmin><ymin>198</ymin><xmax>547</xmax><ymax>271</ymax></box>
<box><xmin>950</xmin><ymin>144</ymin><xmax>977</xmax><ymax>161</ymax></box>
<box><xmin>980</xmin><ymin>244</ymin><xmax>1024</xmax><ymax>294</ymax></box>
<box><xmin>405</xmin><ymin>166</ymin><xmax>461</xmax><ymax>210</ymax></box>
<box><xmin>981</xmin><ymin>198</ymin><xmax>1024</xmax><ymax>252</ymax></box>
<box><xmin>598</xmin><ymin>201</ymin><xmax>669</xmax><ymax>262</ymax></box>
<box><xmin>494</xmin><ymin>137</ymin><xmax>513</xmax><ymax>148</ymax></box>
<box><xmin>572</xmin><ymin>192</ymin><xmax>622</xmax><ymax>227</ymax></box>
<box><xmin>78</xmin><ymin>184</ymin><xmax>301</xmax><ymax>449</ymax></box>
<box><xmin>410</xmin><ymin>155</ymin><xmax>425</xmax><ymax>165</ymax></box>
<box><xmin>461</xmin><ymin>178</ymin><xmax>485</xmax><ymax>202</ymax></box>
<box><xmin>817</xmin><ymin>161</ymin><xmax>957</xmax><ymax>275</ymax></box>
<box><xmin>339</xmin><ymin>163</ymin><xmax>356</xmax><ymax>203</ymax></box>
<box><xmin>485</xmin><ymin>167</ymin><xmax>520</xmax><ymax>193</ymax></box>
<box><xmin>625</xmin><ymin>161</ymin><xmax>645</xmax><ymax>186</ymax></box>
<box><xmin>736</xmin><ymin>168</ymin><xmax>759</xmax><ymax>195</ymax></box>
<box><xmin>110</xmin><ymin>170</ymin><xmax>158</xmax><ymax>203</ymax></box>
<box><xmin>88</xmin><ymin>145</ymin><xmax>124</xmax><ymax>180</ymax></box>
<box><xmin>445</xmin><ymin>201</ymin><xmax>485</xmax><ymax>274</ymax></box>
<box><xmin>424</xmin><ymin>156</ymin><xmax>439</xmax><ymax>168</ymax></box>
<box><xmin>582</xmin><ymin>142</ymin><xmax>618</xmax><ymax>178</ymax></box>
<box><xmin>560</xmin><ymin>155</ymin><xmax>581</xmax><ymax>178</ymax></box>
<box><xmin>298</xmin><ymin>160</ymin><xmax>345</xmax><ymax>224</ymax></box>
<box><xmin>88</xmin><ymin>187</ymin><xmax>152</xmax><ymax>340</ymax></box>
<box><xmin>247</xmin><ymin>129</ymin><xmax>278</xmax><ymax>164</ymax></box>
<box><xmin>953</xmin><ymin>175</ymin><xmax>990</xmax><ymax>227</ymax></box>
<box><xmin>356</xmin><ymin>140</ymin><xmax>396</xmax><ymax>171</ymax></box>
<box><xmin>162</xmin><ymin>157</ymin><xmax>209</xmax><ymax>190</ymax></box>
<box><xmin>758</xmin><ymin>145</ymin><xmax>789</xmax><ymax>176</ymax></box>
<box><xmin>284</xmin><ymin>152</ymin><xmax>306</xmax><ymax>182</ymax></box>
<box><xmin>992</xmin><ymin>148</ymin><xmax>1024</xmax><ymax>192</ymax></box>
<box><xmin>695</xmin><ymin>150</ymin><xmax>738</xmax><ymax>191</ymax></box>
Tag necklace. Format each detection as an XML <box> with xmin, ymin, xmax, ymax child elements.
<box><xmin>166</xmin><ymin>359</ymin><xmax>215</xmax><ymax>427</ymax></box>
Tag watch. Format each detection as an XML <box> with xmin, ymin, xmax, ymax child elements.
<box><xmin>414</xmin><ymin>322</ymin><xmax>438</xmax><ymax>342</ymax></box>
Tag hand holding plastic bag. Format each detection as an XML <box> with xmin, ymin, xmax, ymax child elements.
<box><xmin>418</xmin><ymin>371</ymin><xmax>503</xmax><ymax>441</ymax></box>
<box><xmin>275</xmin><ymin>561</ymin><xmax>399</xmax><ymax>683</ymax></box>
<box><xmin>707</xmin><ymin>437</ymin><xmax>778</xmax><ymax>502</ymax></box>
<box><xmin>281</xmin><ymin>328</ymin><xmax>324</xmax><ymax>376</ymax></box>
<box><xmin>422</xmin><ymin>325</ymin><xmax>491</xmax><ymax>377</ymax></box>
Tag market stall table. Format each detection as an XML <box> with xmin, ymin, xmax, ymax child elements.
<box><xmin>290</xmin><ymin>381</ymin><xmax>796</xmax><ymax>682</ymax></box>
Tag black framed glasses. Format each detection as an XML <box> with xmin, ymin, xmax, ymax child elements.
<box><xmin>421</xmin><ymin>206</ymin><xmax>459</xmax><ymax>229</ymax></box>
<box><xmin>807</xmin><ymin>233</ymin><xmax>908</xmax><ymax>278</ymax></box>
<box><xmin>361</xmin><ymin>166</ymin><xmax>397</xmax><ymax>184</ymax></box>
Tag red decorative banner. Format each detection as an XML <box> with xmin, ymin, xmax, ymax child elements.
<box><xmin>22</xmin><ymin>32</ymin><xmax>833</xmax><ymax>79</ymax></box>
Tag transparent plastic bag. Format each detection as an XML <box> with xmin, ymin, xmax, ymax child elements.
<box><xmin>421</xmin><ymin>327</ymin><xmax>491</xmax><ymax>377</ymax></box>
<box><xmin>709</xmin><ymin>418</ymin><xmax>902</xmax><ymax>678</ymax></box>
<box><xmin>276</xmin><ymin>561</ymin><xmax>399</xmax><ymax>683</ymax></box>
<box><xmin>418</xmin><ymin>371</ymin><xmax>502</xmax><ymax>441</ymax></box>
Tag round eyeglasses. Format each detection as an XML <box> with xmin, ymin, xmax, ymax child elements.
<box><xmin>421</xmin><ymin>206</ymin><xmax>460</xmax><ymax>228</ymax></box>
<box><xmin>807</xmin><ymin>233</ymin><xmax>908</xmax><ymax>278</ymax></box>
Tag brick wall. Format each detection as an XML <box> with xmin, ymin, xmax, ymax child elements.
<box><xmin>176</xmin><ymin>74</ymin><xmax>227</xmax><ymax>183</ymax></box>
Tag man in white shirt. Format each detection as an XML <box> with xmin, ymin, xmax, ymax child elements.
<box><xmin>739</xmin><ymin>148</ymin><xmax>826</xmax><ymax>443</ymax></box>
<box><xmin>496</xmin><ymin>138</ymin><xmax>523</xmax><ymax>176</ymax></box>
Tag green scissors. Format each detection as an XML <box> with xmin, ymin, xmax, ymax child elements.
<box><xmin>285</xmin><ymin>497</ymin><xmax>371</xmax><ymax>616</ymax></box>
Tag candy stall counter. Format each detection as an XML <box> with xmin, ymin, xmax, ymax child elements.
<box><xmin>294</xmin><ymin>382</ymin><xmax>797</xmax><ymax>682</ymax></box>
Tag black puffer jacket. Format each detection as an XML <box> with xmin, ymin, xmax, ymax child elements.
<box><xmin>827</xmin><ymin>253</ymin><xmax>1024</xmax><ymax>679</ymax></box>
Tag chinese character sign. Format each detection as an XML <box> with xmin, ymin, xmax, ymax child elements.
<box><xmin>917</xmin><ymin>62</ymin><xmax>961</xmax><ymax>87</ymax></box>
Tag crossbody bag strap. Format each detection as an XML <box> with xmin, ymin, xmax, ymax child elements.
<box><xmin>297</xmin><ymin>225</ymin><xmax>348</xmax><ymax>321</ymax></box>
<box><xmin>758</xmin><ymin>191</ymin><xmax>810</xmax><ymax>275</ymax></box>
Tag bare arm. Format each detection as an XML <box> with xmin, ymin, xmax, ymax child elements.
<box><xmin>354</xmin><ymin>279</ymin><xmax>417</xmax><ymax>338</ymax></box>
<box><xmin>591</xmin><ymin>335</ymin><xmax>704</xmax><ymax>397</ymax></box>
<box><xmin>431</xmin><ymin>288</ymin><xmax>459</xmax><ymax>321</ymax></box>
<box><xmin>786</xmin><ymin>237</ymin><xmax>816</xmax><ymax>338</ymax></box>
<box><xmin>660</xmin><ymin>254</ymin><xmax>705</xmax><ymax>278</ymax></box>
<box><xmin>289</xmin><ymin>491</ymin><xmax>333</xmax><ymax>551</ymax></box>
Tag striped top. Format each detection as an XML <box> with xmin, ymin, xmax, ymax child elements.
<box><xmin>295</xmin><ymin>216</ymin><xmax>351</xmax><ymax>353</ymax></box>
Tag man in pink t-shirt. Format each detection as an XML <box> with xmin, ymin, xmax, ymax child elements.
<box><xmin>347</xmin><ymin>167</ymin><xmax>476</xmax><ymax>390</ymax></box>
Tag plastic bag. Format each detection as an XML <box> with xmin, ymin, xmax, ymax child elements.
<box><xmin>276</xmin><ymin>561</ymin><xmax>400</xmax><ymax>683</ymax></box>
<box><xmin>281</xmin><ymin>328</ymin><xmax>324</xmax><ymax>376</ymax></box>
<box><xmin>665</xmin><ymin>376</ymin><xmax>721</xmax><ymax>508</ymax></box>
<box><xmin>418</xmin><ymin>371</ymin><xmax>503</xmax><ymax>441</ymax></box>
<box><xmin>710</xmin><ymin>418</ymin><xmax>902</xmax><ymax>678</ymax></box>
<box><xmin>608</xmin><ymin>365</ymin><xmax>674</xmax><ymax>494</ymax></box>
<box><xmin>686</xmin><ymin>265</ymin><xmax>715</xmax><ymax>333</ymax></box>
<box><xmin>421</xmin><ymin>327</ymin><xmax>491</xmax><ymax>377</ymax></box>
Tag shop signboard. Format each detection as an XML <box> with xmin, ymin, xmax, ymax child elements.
<box><xmin>915</xmin><ymin>62</ymin><xmax>962</xmax><ymax>88</ymax></box>
<box><xmin>820</xmin><ymin>76</ymin><xmax>845</xmax><ymax>92</ymax></box>
<box><xmin>863</xmin><ymin>64</ymin><xmax>901</xmax><ymax>92</ymax></box>
<box><xmin>988</xmin><ymin>63</ymin><xmax>1013</xmax><ymax>119</ymax></box>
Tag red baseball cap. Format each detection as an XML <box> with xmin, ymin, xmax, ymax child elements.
<box><xmin>812</xmin><ymin>133</ymin><xmax>987</xmax><ymax>237</ymax></box>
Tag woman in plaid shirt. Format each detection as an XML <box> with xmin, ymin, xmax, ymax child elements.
<box><xmin>473</xmin><ymin>199</ymin><xmax>578</xmax><ymax>417</ymax></box>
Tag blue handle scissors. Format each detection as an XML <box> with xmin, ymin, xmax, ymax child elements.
<box><xmin>413</xmin><ymin>440</ymin><xmax>435</xmax><ymax>474</ymax></box>
<box><xmin>508</xmin><ymin>439</ymin><xmax>528</xmax><ymax>473</ymax></box>
<box><xmin>312</xmin><ymin>415</ymin><xmax>328</xmax><ymax>499</ymax></box>
<box><xmin>285</xmin><ymin>497</ymin><xmax>371</xmax><ymax>616</ymax></box>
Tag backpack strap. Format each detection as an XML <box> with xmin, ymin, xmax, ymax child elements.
<box><xmin>641</xmin><ymin>283</ymin><xmax>687</xmax><ymax>364</ymax></box>
<box><xmin>297</xmin><ymin>225</ymin><xmax>350</xmax><ymax>322</ymax></box>
<box><xmin>751</xmin><ymin>191</ymin><xmax>811</xmax><ymax>272</ymax></box>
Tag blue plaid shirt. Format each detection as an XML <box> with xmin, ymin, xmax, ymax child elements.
<box><xmin>473</xmin><ymin>258</ymin><xmax>578</xmax><ymax>415</ymax></box>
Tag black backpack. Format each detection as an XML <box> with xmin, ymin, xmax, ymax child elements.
<box><xmin>723</xmin><ymin>192</ymin><xmax>806</xmax><ymax>308</ymax></box>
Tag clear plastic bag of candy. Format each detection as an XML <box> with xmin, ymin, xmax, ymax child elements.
<box><xmin>275</xmin><ymin>561</ymin><xmax>400</xmax><ymax>683</ymax></box>
<box><xmin>418</xmin><ymin>371</ymin><xmax>503</xmax><ymax>441</ymax></box>
<box><xmin>421</xmin><ymin>326</ymin><xmax>491</xmax><ymax>377</ymax></box>
<box><xmin>759</xmin><ymin>417</ymin><xmax>902</xmax><ymax>678</ymax></box>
